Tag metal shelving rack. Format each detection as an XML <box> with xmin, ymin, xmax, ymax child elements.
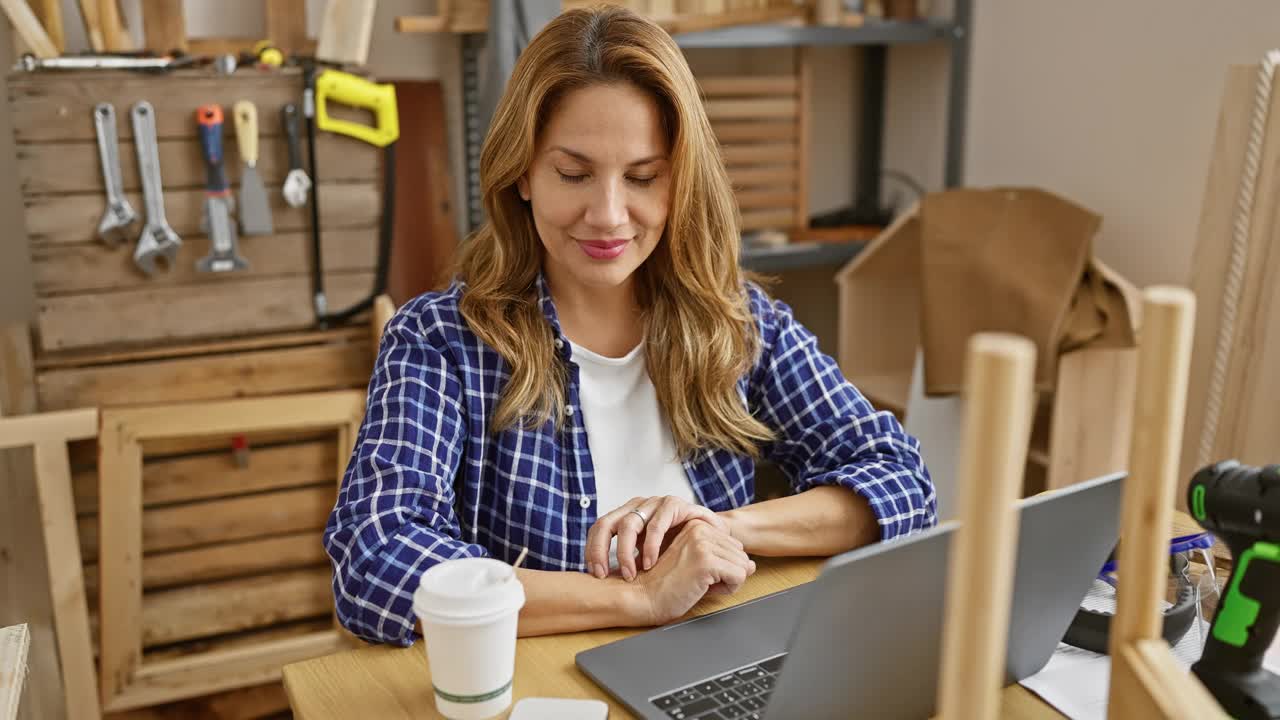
<box><xmin>458</xmin><ymin>2</ymin><xmax>972</xmax><ymax>273</ymax></box>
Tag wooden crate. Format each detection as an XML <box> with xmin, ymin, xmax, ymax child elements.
<box><xmin>93</xmin><ymin>392</ymin><xmax>364</xmax><ymax>713</ymax></box>
<box><xmin>8</xmin><ymin>67</ymin><xmax>382</xmax><ymax>355</ymax></box>
<box><xmin>701</xmin><ymin>62</ymin><xmax>811</xmax><ymax>234</ymax></box>
<box><xmin>43</xmin><ymin>329</ymin><xmax>372</xmax><ymax>715</ymax></box>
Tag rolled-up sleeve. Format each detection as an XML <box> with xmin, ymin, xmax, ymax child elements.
<box><xmin>749</xmin><ymin>288</ymin><xmax>936</xmax><ymax>541</ymax></box>
<box><xmin>324</xmin><ymin>319</ymin><xmax>488</xmax><ymax>645</ymax></box>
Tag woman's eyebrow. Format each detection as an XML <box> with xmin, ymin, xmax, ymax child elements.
<box><xmin>547</xmin><ymin>145</ymin><xmax>666</xmax><ymax>166</ymax></box>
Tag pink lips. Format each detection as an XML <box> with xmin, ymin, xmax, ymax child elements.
<box><xmin>577</xmin><ymin>238</ymin><xmax>629</xmax><ymax>260</ymax></box>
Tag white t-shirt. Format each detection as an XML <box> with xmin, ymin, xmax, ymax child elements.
<box><xmin>569</xmin><ymin>340</ymin><xmax>696</xmax><ymax>565</ymax></box>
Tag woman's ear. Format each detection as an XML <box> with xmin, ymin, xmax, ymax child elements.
<box><xmin>517</xmin><ymin>175</ymin><xmax>531</xmax><ymax>202</ymax></box>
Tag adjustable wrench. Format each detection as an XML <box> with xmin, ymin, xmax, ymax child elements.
<box><xmin>92</xmin><ymin>103</ymin><xmax>137</xmax><ymax>245</ymax></box>
<box><xmin>131</xmin><ymin>101</ymin><xmax>181</xmax><ymax>275</ymax></box>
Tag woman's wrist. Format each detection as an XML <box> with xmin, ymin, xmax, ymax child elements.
<box><xmin>719</xmin><ymin>507</ymin><xmax>755</xmax><ymax>552</ymax></box>
<box><xmin>619</xmin><ymin>574</ymin><xmax>656</xmax><ymax>626</ymax></box>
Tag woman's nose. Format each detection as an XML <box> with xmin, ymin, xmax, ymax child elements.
<box><xmin>583</xmin><ymin>179</ymin><xmax>628</xmax><ymax>230</ymax></box>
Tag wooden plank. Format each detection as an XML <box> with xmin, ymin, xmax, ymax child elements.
<box><xmin>395</xmin><ymin>0</ymin><xmax>489</xmax><ymax>34</ymax></box>
<box><xmin>77</xmin><ymin>484</ymin><xmax>335</xmax><ymax>562</ymax></box>
<box><xmin>103</xmin><ymin>681</ymin><xmax>290</xmax><ymax>720</ymax></box>
<box><xmin>1184</xmin><ymin>63</ymin><xmax>1280</xmax><ymax>496</ymax></box>
<box><xmin>37</xmin><ymin>271</ymin><xmax>376</xmax><ymax>352</ymax></box>
<box><xmin>144</xmin><ymin>619</ymin><xmax>330</xmax><ymax>665</ymax></box>
<box><xmin>31</xmin><ymin>0</ymin><xmax>64</xmax><ymax>53</ymax></box>
<box><xmin>699</xmin><ymin>75</ymin><xmax>797</xmax><ymax>97</ymax></box>
<box><xmin>1047</xmin><ymin>347</ymin><xmax>1137</xmax><ymax>490</ymax></box>
<box><xmin>139</xmin><ymin>0</ymin><xmax>186</xmax><ymax>53</ymax></box>
<box><xmin>265</xmin><ymin>0</ymin><xmax>309</xmax><ymax>55</ymax></box>
<box><xmin>316</xmin><ymin>0</ymin><xmax>377</xmax><ymax>66</ymax></box>
<box><xmin>24</xmin><ymin>182</ymin><xmax>378</xmax><ymax>247</ymax></box>
<box><xmin>72</xmin><ymin>439</ymin><xmax>339</xmax><ymax>515</ymax></box>
<box><xmin>33</xmin><ymin>229</ymin><xmax>378</xmax><ymax>297</ymax></box>
<box><xmin>727</xmin><ymin>165</ymin><xmax>797</xmax><ymax>188</ymax></box>
<box><xmin>703</xmin><ymin>97</ymin><xmax>798</xmax><ymax>121</ymax></box>
<box><xmin>90</xmin><ymin>390</ymin><xmax>367</xmax><ymax>442</ymax></box>
<box><xmin>936</xmin><ymin>335</ymin><xmax>1035</xmax><ymax>720</ymax></box>
<box><xmin>1129</xmin><ymin>640</ymin><xmax>1226</xmax><ymax>718</ymax></box>
<box><xmin>0</xmin><ymin>325</ymin><xmax>68</xmax><ymax>720</ymax></box>
<box><xmin>32</xmin><ymin>442</ymin><xmax>100</xmax><ymax>720</ymax></box>
<box><xmin>0</xmin><ymin>624</ymin><xmax>30</xmax><ymax>720</ymax></box>
<box><xmin>1110</xmin><ymin>644</ymin><xmax>1185</xmax><ymax>720</ymax></box>
<box><xmin>83</xmin><ymin>531</ymin><xmax>328</xmax><ymax>598</ymax></box>
<box><xmin>43</xmin><ymin>341</ymin><xmax>370</xmax><ymax>414</ymax></box>
<box><xmin>98</xmin><ymin>0</ymin><xmax>133</xmax><ymax>51</ymax></box>
<box><xmin>657</xmin><ymin>5</ymin><xmax>805</xmax><ymax>34</ymax></box>
<box><xmin>711</xmin><ymin>120</ymin><xmax>797</xmax><ymax>143</ymax></box>
<box><xmin>97</xmin><ymin>415</ymin><xmax>144</xmax><ymax>709</ymax></box>
<box><xmin>835</xmin><ymin>209</ymin><xmax>921</xmax><ymax>410</ymax></box>
<box><xmin>17</xmin><ymin>134</ymin><xmax>377</xmax><ymax>196</ymax></box>
<box><xmin>1107</xmin><ymin>289</ymin><xmax>1196</xmax><ymax>703</ymax></box>
<box><xmin>76</xmin><ymin>0</ymin><xmax>103</xmax><ymax>51</ymax></box>
<box><xmin>740</xmin><ymin>208</ymin><xmax>800</xmax><ymax>230</ymax></box>
<box><xmin>36</xmin><ymin>326</ymin><xmax>364</xmax><ymax>371</ymax></box>
<box><xmin>388</xmin><ymin>81</ymin><xmax>458</xmax><ymax>302</ymax></box>
<box><xmin>6</xmin><ymin>70</ymin><xmax>314</xmax><ymax>143</ymax></box>
<box><xmin>140</xmin><ymin>568</ymin><xmax>331</xmax><ymax>647</ymax></box>
<box><xmin>372</xmin><ymin>295</ymin><xmax>395</xmax><ymax>353</ymax></box>
<box><xmin>68</xmin><ymin>430</ymin><xmax>336</xmax><ymax>469</ymax></box>
<box><xmin>0</xmin><ymin>0</ymin><xmax>58</xmax><ymax>58</ymax></box>
<box><xmin>108</xmin><ymin>632</ymin><xmax>348</xmax><ymax>713</ymax></box>
<box><xmin>734</xmin><ymin>189</ymin><xmax>798</xmax><ymax>211</ymax></box>
<box><xmin>720</xmin><ymin>142</ymin><xmax>796</xmax><ymax>166</ymax></box>
<box><xmin>0</xmin><ymin>409</ymin><xmax>98</xmax><ymax>449</ymax></box>
<box><xmin>795</xmin><ymin>47</ymin><xmax>811</xmax><ymax>229</ymax></box>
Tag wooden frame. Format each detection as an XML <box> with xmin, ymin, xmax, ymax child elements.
<box><xmin>96</xmin><ymin>391</ymin><xmax>365</xmax><ymax>712</ymax></box>
<box><xmin>0</xmin><ymin>408</ymin><xmax>101</xmax><ymax>720</ymax></box>
<box><xmin>935</xmin><ymin>334</ymin><xmax>1036</xmax><ymax>719</ymax></box>
<box><xmin>1106</xmin><ymin>287</ymin><xmax>1226</xmax><ymax>718</ymax></box>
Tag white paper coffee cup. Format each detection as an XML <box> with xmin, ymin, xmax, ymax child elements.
<box><xmin>413</xmin><ymin>557</ymin><xmax>526</xmax><ymax>720</ymax></box>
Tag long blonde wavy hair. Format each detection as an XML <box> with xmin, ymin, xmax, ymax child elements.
<box><xmin>457</xmin><ymin>5</ymin><xmax>774</xmax><ymax>459</ymax></box>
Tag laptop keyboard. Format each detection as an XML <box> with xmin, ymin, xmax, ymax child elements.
<box><xmin>648</xmin><ymin>653</ymin><xmax>785</xmax><ymax>719</ymax></box>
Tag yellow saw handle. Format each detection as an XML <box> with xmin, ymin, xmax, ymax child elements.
<box><xmin>315</xmin><ymin>69</ymin><xmax>400</xmax><ymax>147</ymax></box>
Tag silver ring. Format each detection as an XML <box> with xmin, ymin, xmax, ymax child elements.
<box><xmin>628</xmin><ymin>509</ymin><xmax>648</xmax><ymax>525</ymax></box>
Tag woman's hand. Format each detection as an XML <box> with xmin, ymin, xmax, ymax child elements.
<box><xmin>586</xmin><ymin>495</ymin><xmax>731</xmax><ymax>580</ymax></box>
<box><xmin>630</xmin><ymin>519</ymin><xmax>756</xmax><ymax>626</ymax></box>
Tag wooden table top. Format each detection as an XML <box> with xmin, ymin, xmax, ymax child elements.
<box><xmin>282</xmin><ymin>556</ymin><xmax>1065</xmax><ymax>719</ymax></box>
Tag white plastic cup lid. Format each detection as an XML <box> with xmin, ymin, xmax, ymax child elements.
<box><xmin>413</xmin><ymin>557</ymin><xmax>526</xmax><ymax>624</ymax></box>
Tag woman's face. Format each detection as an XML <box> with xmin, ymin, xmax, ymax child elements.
<box><xmin>518</xmin><ymin>82</ymin><xmax>671</xmax><ymax>294</ymax></box>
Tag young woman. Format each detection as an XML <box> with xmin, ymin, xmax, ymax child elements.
<box><xmin>324</xmin><ymin>5</ymin><xmax>935</xmax><ymax>646</ymax></box>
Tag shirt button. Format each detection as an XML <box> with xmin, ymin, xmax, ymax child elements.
<box><xmin>565</xmin><ymin>405</ymin><xmax>575</xmax><ymax>417</ymax></box>
<box><xmin>579</xmin><ymin>497</ymin><xmax>591</xmax><ymax>509</ymax></box>
<box><xmin>554</xmin><ymin>338</ymin><xmax>564</xmax><ymax>349</ymax></box>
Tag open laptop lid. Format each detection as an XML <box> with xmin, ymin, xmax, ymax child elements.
<box><xmin>764</xmin><ymin>471</ymin><xmax>1125</xmax><ymax>719</ymax></box>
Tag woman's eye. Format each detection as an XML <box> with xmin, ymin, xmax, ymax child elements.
<box><xmin>556</xmin><ymin>171</ymin><xmax>587</xmax><ymax>184</ymax></box>
<box><xmin>628</xmin><ymin>176</ymin><xmax>657</xmax><ymax>187</ymax></box>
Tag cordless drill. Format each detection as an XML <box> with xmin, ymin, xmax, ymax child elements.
<box><xmin>1188</xmin><ymin>460</ymin><xmax>1280</xmax><ymax>719</ymax></box>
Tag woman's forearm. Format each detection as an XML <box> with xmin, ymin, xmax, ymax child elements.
<box><xmin>513</xmin><ymin>567</ymin><xmax>650</xmax><ymax>636</ymax></box>
<box><xmin>721</xmin><ymin>485</ymin><xmax>880</xmax><ymax>557</ymax></box>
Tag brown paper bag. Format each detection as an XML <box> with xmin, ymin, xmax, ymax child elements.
<box><xmin>919</xmin><ymin>188</ymin><xmax>1135</xmax><ymax>396</ymax></box>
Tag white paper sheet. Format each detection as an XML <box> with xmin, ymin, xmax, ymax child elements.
<box><xmin>1018</xmin><ymin>580</ymin><xmax>1280</xmax><ymax>720</ymax></box>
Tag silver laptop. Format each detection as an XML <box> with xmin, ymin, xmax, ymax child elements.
<box><xmin>576</xmin><ymin>471</ymin><xmax>1124</xmax><ymax>720</ymax></box>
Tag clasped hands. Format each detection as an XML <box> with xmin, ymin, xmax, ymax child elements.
<box><xmin>585</xmin><ymin>496</ymin><xmax>757</xmax><ymax>625</ymax></box>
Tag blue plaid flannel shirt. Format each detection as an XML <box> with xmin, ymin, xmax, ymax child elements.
<box><xmin>324</xmin><ymin>276</ymin><xmax>936</xmax><ymax>645</ymax></box>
